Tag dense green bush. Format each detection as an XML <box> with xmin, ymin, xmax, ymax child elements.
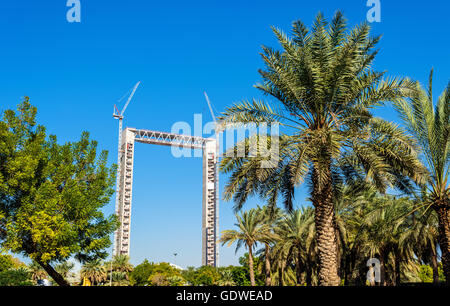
<box><xmin>182</xmin><ymin>265</ymin><xmax>221</xmax><ymax>286</ymax></box>
<box><xmin>0</xmin><ymin>255</ymin><xmax>15</xmax><ymax>272</ymax></box>
<box><xmin>0</xmin><ymin>269</ymin><xmax>33</xmax><ymax>286</ymax></box>
<box><xmin>129</xmin><ymin>260</ymin><xmax>185</xmax><ymax>286</ymax></box>
<box><xmin>418</xmin><ymin>264</ymin><xmax>445</xmax><ymax>283</ymax></box>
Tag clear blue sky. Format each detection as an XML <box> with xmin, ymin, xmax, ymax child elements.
<box><xmin>0</xmin><ymin>0</ymin><xmax>449</xmax><ymax>268</ymax></box>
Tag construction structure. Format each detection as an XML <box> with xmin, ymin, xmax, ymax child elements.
<box><xmin>112</xmin><ymin>85</ymin><xmax>219</xmax><ymax>267</ymax></box>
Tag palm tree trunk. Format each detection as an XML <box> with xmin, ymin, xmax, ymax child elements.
<box><xmin>312</xmin><ymin>164</ymin><xmax>340</xmax><ymax>286</ymax></box>
<box><xmin>306</xmin><ymin>266</ymin><xmax>312</xmax><ymax>286</ymax></box>
<box><xmin>295</xmin><ymin>251</ymin><xmax>303</xmax><ymax>285</ymax></box>
<box><xmin>37</xmin><ymin>260</ymin><xmax>70</xmax><ymax>286</ymax></box>
<box><xmin>394</xmin><ymin>252</ymin><xmax>401</xmax><ymax>286</ymax></box>
<box><xmin>278</xmin><ymin>262</ymin><xmax>285</xmax><ymax>286</ymax></box>
<box><xmin>379</xmin><ymin>254</ymin><xmax>387</xmax><ymax>286</ymax></box>
<box><xmin>343</xmin><ymin>254</ymin><xmax>351</xmax><ymax>286</ymax></box>
<box><xmin>248</xmin><ymin>246</ymin><xmax>256</xmax><ymax>286</ymax></box>
<box><xmin>435</xmin><ymin>206</ymin><xmax>450</xmax><ymax>284</ymax></box>
<box><xmin>431</xmin><ymin>247</ymin><xmax>440</xmax><ymax>285</ymax></box>
<box><xmin>264</xmin><ymin>244</ymin><xmax>272</xmax><ymax>286</ymax></box>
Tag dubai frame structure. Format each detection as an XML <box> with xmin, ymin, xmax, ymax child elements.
<box><xmin>112</xmin><ymin>83</ymin><xmax>219</xmax><ymax>267</ymax></box>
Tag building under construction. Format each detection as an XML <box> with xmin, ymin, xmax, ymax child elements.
<box><xmin>112</xmin><ymin>127</ymin><xmax>219</xmax><ymax>267</ymax></box>
<box><xmin>112</xmin><ymin>83</ymin><xmax>219</xmax><ymax>267</ymax></box>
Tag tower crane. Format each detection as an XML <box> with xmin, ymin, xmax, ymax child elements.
<box><xmin>112</xmin><ymin>81</ymin><xmax>140</xmax><ymax>256</ymax></box>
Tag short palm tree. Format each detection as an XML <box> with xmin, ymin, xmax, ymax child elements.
<box><xmin>110</xmin><ymin>271</ymin><xmax>130</xmax><ymax>286</ymax></box>
<box><xmin>219</xmin><ymin>11</ymin><xmax>426</xmax><ymax>285</ymax></box>
<box><xmin>220</xmin><ymin>208</ymin><xmax>276</xmax><ymax>285</ymax></box>
<box><xmin>394</xmin><ymin>69</ymin><xmax>450</xmax><ymax>283</ymax></box>
<box><xmin>111</xmin><ymin>254</ymin><xmax>133</xmax><ymax>277</ymax></box>
<box><xmin>29</xmin><ymin>261</ymin><xmax>47</xmax><ymax>283</ymax></box>
<box><xmin>256</xmin><ymin>205</ymin><xmax>282</xmax><ymax>285</ymax></box>
<box><xmin>400</xmin><ymin>206</ymin><xmax>440</xmax><ymax>284</ymax></box>
<box><xmin>274</xmin><ymin>207</ymin><xmax>315</xmax><ymax>285</ymax></box>
<box><xmin>55</xmin><ymin>261</ymin><xmax>75</xmax><ymax>280</ymax></box>
<box><xmin>361</xmin><ymin>196</ymin><xmax>414</xmax><ymax>285</ymax></box>
<box><xmin>80</xmin><ymin>259</ymin><xmax>107</xmax><ymax>285</ymax></box>
<box><xmin>218</xmin><ymin>269</ymin><xmax>236</xmax><ymax>286</ymax></box>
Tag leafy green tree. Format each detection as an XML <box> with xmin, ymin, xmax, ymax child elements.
<box><xmin>182</xmin><ymin>265</ymin><xmax>221</xmax><ymax>286</ymax></box>
<box><xmin>129</xmin><ymin>260</ymin><xmax>183</xmax><ymax>286</ymax></box>
<box><xmin>147</xmin><ymin>263</ymin><xmax>184</xmax><ymax>286</ymax></box>
<box><xmin>180</xmin><ymin>266</ymin><xmax>197</xmax><ymax>285</ymax></box>
<box><xmin>218</xmin><ymin>12</ymin><xmax>426</xmax><ymax>285</ymax></box>
<box><xmin>418</xmin><ymin>264</ymin><xmax>445</xmax><ymax>283</ymax></box>
<box><xmin>166</xmin><ymin>275</ymin><xmax>186</xmax><ymax>286</ymax></box>
<box><xmin>393</xmin><ymin>70</ymin><xmax>450</xmax><ymax>283</ymax></box>
<box><xmin>0</xmin><ymin>99</ymin><xmax>119</xmax><ymax>286</ymax></box>
<box><xmin>418</xmin><ymin>265</ymin><xmax>434</xmax><ymax>283</ymax></box>
<box><xmin>0</xmin><ymin>254</ymin><xmax>16</xmax><ymax>272</ymax></box>
<box><xmin>229</xmin><ymin>266</ymin><xmax>251</xmax><ymax>286</ymax></box>
<box><xmin>238</xmin><ymin>253</ymin><xmax>265</xmax><ymax>286</ymax></box>
<box><xmin>129</xmin><ymin>259</ymin><xmax>152</xmax><ymax>286</ymax></box>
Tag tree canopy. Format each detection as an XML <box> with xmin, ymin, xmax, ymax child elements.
<box><xmin>0</xmin><ymin>98</ymin><xmax>118</xmax><ymax>286</ymax></box>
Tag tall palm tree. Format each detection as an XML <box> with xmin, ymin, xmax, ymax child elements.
<box><xmin>80</xmin><ymin>259</ymin><xmax>107</xmax><ymax>286</ymax></box>
<box><xmin>219</xmin><ymin>11</ymin><xmax>426</xmax><ymax>285</ymax></box>
<box><xmin>394</xmin><ymin>69</ymin><xmax>450</xmax><ymax>283</ymax></box>
<box><xmin>220</xmin><ymin>208</ymin><xmax>276</xmax><ymax>286</ymax></box>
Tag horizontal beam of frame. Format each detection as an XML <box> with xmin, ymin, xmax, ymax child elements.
<box><xmin>129</xmin><ymin>128</ymin><xmax>211</xmax><ymax>149</ymax></box>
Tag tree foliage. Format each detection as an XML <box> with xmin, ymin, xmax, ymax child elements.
<box><xmin>393</xmin><ymin>70</ymin><xmax>450</xmax><ymax>283</ymax></box>
<box><xmin>0</xmin><ymin>98</ymin><xmax>118</xmax><ymax>286</ymax></box>
<box><xmin>218</xmin><ymin>11</ymin><xmax>427</xmax><ymax>286</ymax></box>
<box><xmin>129</xmin><ymin>260</ymin><xmax>184</xmax><ymax>286</ymax></box>
<box><xmin>0</xmin><ymin>268</ymin><xmax>33</xmax><ymax>286</ymax></box>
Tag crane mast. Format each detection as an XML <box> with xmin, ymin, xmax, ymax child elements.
<box><xmin>113</xmin><ymin>81</ymin><xmax>140</xmax><ymax>256</ymax></box>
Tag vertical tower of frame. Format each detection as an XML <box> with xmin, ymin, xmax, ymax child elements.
<box><xmin>202</xmin><ymin>140</ymin><xmax>218</xmax><ymax>267</ymax></box>
<box><xmin>114</xmin><ymin>128</ymin><xmax>135</xmax><ymax>256</ymax></box>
